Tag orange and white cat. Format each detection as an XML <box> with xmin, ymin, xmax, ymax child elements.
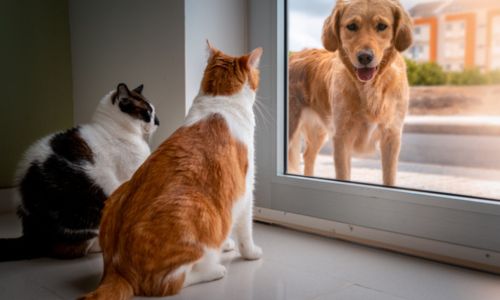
<box><xmin>82</xmin><ymin>43</ymin><xmax>263</xmax><ymax>300</ymax></box>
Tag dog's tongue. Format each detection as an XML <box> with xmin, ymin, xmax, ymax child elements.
<box><xmin>356</xmin><ymin>67</ymin><xmax>377</xmax><ymax>81</ymax></box>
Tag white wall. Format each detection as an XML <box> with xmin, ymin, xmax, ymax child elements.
<box><xmin>69</xmin><ymin>0</ymin><xmax>186</xmax><ymax>148</ymax></box>
<box><xmin>70</xmin><ymin>0</ymin><xmax>249</xmax><ymax>147</ymax></box>
<box><xmin>184</xmin><ymin>0</ymin><xmax>248</xmax><ymax>111</ymax></box>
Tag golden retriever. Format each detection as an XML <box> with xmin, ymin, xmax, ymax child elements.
<box><xmin>288</xmin><ymin>0</ymin><xmax>413</xmax><ymax>185</ymax></box>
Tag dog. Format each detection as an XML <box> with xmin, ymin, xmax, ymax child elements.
<box><xmin>288</xmin><ymin>0</ymin><xmax>413</xmax><ymax>186</ymax></box>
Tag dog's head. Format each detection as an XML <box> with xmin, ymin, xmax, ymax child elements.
<box><xmin>322</xmin><ymin>0</ymin><xmax>412</xmax><ymax>82</ymax></box>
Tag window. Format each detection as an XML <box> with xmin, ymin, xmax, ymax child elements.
<box><xmin>249</xmin><ymin>0</ymin><xmax>500</xmax><ymax>273</ymax></box>
<box><xmin>409</xmin><ymin>46</ymin><xmax>417</xmax><ymax>59</ymax></box>
<box><xmin>286</xmin><ymin>0</ymin><xmax>500</xmax><ymax>199</ymax></box>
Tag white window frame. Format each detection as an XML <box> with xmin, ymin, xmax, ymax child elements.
<box><xmin>249</xmin><ymin>0</ymin><xmax>500</xmax><ymax>273</ymax></box>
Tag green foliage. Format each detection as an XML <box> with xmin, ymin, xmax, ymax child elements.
<box><xmin>447</xmin><ymin>68</ymin><xmax>488</xmax><ymax>85</ymax></box>
<box><xmin>486</xmin><ymin>70</ymin><xmax>500</xmax><ymax>84</ymax></box>
<box><xmin>405</xmin><ymin>58</ymin><xmax>500</xmax><ymax>86</ymax></box>
<box><xmin>405</xmin><ymin>58</ymin><xmax>419</xmax><ymax>85</ymax></box>
<box><xmin>405</xmin><ymin>58</ymin><xmax>446</xmax><ymax>85</ymax></box>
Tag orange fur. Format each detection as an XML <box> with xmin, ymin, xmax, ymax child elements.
<box><xmin>288</xmin><ymin>0</ymin><xmax>412</xmax><ymax>185</ymax></box>
<box><xmin>82</xmin><ymin>45</ymin><xmax>261</xmax><ymax>300</ymax></box>
<box><xmin>202</xmin><ymin>44</ymin><xmax>260</xmax><ymax>95</ymax></box>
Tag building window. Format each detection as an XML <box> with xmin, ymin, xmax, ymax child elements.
<box><xmin>410</xmin><ymin>46</ymin><xmax>417</xmax><ymax>59</ymax></box>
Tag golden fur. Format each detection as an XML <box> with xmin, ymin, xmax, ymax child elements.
<box><xmin>202</xmin><ymin>46</ymin><xmax>260</xmax><ymax>95</ymax></box>
<box><xmin>82</xmin><ymin>45</ymin><xmax>262</xmax><ymax>300</ymax></box>
<box><xmin>288</xmin><ymin>0</ymin><xmax>413</xmax><ymax>185</ymax></box>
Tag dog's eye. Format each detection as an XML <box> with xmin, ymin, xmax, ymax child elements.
<box><xmin>377</xmin><ymin>23</ymin><xmax>388</xmax><ymax>32</ymax></box>
<box><xmin>346</xmin><ymin>23</ymin><xmax>358</xmax><ymax>31</ymax></box>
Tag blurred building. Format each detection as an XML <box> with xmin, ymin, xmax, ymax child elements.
<box><xmin>407</xmin><ymin>0</ymin><xmax>500</xmax><ymax>71</ymax></box>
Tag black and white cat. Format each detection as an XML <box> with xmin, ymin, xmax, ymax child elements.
<box><xmin>0</xmin><ymin>83</ymin><xmax>159</xmax><ymax>261</ymax></box>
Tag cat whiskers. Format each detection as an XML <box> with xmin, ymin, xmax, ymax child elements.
<box><xmin>254</xmin><ymin>96</ymin><xmax>274</xmax><ymax>134</ymax></box>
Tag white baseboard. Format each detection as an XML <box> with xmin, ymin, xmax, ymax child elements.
<box><xmin>254</xmin><ymin>206</ymin><xmax>500</xmax><ymax>274</ymax></box>
<box><xmin>0</xmin><ymin>188</ymin><xmax>19</xmax><ymax>214</ymax></box>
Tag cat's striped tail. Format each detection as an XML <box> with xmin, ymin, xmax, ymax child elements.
<box><xmin>0</xmin><ymin>236</ymin><xmax>42</xmax><ymax>261</ymax></box>
<box><xmin>79</xmin><ymin>271</ymin><xmax>134</xmax><ymax>300</ymax></box>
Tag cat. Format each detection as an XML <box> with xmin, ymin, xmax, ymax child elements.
<box><xmin>81</xmin><ymin>43</ymin><xmax>263</xmax><ymax>300</ymax></box>
<box><xmin>0</xmin><ymin>83</ymin><xmax>159</xmax><ymax>261</ymax></box>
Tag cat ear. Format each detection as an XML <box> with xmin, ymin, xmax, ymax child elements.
<box><xmin>133</xmin><ymin>84</ymin><xmax>144</xmax><ymax>94</ymax></box>
<box><xmin>206</xmin><ymin>39</ymin><xmax>217</xmax><ymax>59</ymax></box>
<box><xmin>248</xmin><ymin>47</ymin><xmax>263</xmax><ymax>68</ymax></box>
<box><xmin>116</xmin><ymin>83</ymin><xmax>130</xmax><ymax>100</ymax></box>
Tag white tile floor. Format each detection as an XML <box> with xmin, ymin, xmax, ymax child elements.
<box><xmin>0</xmin><ymin>213</ymin><xmax>499</xmax><ymax>300</ymax></box>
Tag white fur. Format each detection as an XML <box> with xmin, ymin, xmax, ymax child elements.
<box><xmin>15</xmin><ymin>136</ymin><xmax>53</xmax><ymax>184</ymax></box>
<box><xmin>183</xmin><ymin>248</ymin><xmax>226</xmax><ymax>287</ymax></box>
<box><xmin>185</xmin><ymin>84</ymin><xmax>256</xmax><ymax>144</ymax></box>
<box><xmin>16</xmin><ymin>91</ymin><xmax>157</xmax><ymax>198</ymax></box>
<box><xmin>79</xmin><ymin>91</ymin><xmax>155</xmax><ymax>195</ymax></box>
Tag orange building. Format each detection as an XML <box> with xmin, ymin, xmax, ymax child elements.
<box><xmin>407</xmin><ymin>0</ymin><xmax>500</xmax><ymax>71</ymax></box>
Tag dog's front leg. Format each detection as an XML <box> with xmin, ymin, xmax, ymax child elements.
<box><xmin>380</xmin><ymin>128</ymin><xmax>401</xmax><ymax>186</ymax></box>
<box><xmin>334</xmin><ymin>135</ymin><xmax>352</xmax><ymax>181</ymax></box>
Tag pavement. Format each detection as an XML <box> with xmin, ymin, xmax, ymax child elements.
<box><xmin>293</xmin><ymin>115</ymin><xmax>500</xmax><ymax>200</ymax></box>
<box><xmin>290</xmin><ymin>154</ymin><xmax>500</xmax><ymax>200</ymax></box>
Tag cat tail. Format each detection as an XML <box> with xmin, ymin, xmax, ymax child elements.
<box><xmin>79</xmin><ymin>271</ymin><xmax>133</xmax><ymax>300</ymax></box>
<box><xmin>0</xmin><ymin>236</ymin><xmax>43</xmax><ymax>261</ymax></box>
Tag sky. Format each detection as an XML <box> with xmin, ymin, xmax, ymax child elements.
<box><xmin>289</xmin><ymin>0</ymin><xmax>436</xmax><ymax>51</ymax></box>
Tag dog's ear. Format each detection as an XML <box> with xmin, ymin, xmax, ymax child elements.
<box><xmin>393</xmin><ymin>3</ymin><xmax>413</xmax><ymax>52</ymax></box>
<box><xmin>322</xmin><ymin>6</ymin><xmax>341</xmax><ymax>52</ymax></box>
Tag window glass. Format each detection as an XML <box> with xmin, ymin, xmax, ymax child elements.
<box><xmin>287</xmin><ymin>0</ymin><xmax>500</xmax><ymax>200</ymax></box>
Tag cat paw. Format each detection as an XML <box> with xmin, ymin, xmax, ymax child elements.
<box><xmin>210</xmin><ymin>264</ymin><xmax>227</xmax><ymax>281</ymax></box>
<box><xmin>222</xmin><ymin>238</ymin><xmax>236</xmax><ymax>252</ymax></box>
<box><xmin>240</xmin><ymin>244</ymin><xmax>263</xmax><ymax>260</ymax></box>
<box><xmin>184</xmin><ymin>264</ymin><xmax>226</xmax><ymax>287</ymax></box>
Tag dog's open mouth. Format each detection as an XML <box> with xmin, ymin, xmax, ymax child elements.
<box><xmin>355</xmin><ymin>67</ymin><xmax>378</xmax><ymax>82</ymax></box>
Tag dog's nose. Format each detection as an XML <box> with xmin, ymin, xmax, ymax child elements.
<box><xmin>357</xmin><ymin>50</ymin><xmax>374</xmax><ymax>66</ymax></box>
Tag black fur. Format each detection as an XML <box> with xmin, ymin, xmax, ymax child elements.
<box><xmin>50</xmin><ymin>127</ymin><xmax>94</xmax><ymax>163</ymax></box>
<box><xmin>113</xmin><ymin>83</ymin><xmax>157</xmax><ymax>124</ymax></box>
<box><xmin>133</xmin><ymin>84</ymin><xmax>144</xmax><ymax>94</ymax></box>
<box><xmin>118</xmin><ymin>95</ymin><xmax>154</xmax><ymax>124</ymax></box>
<box><xmin>0</xmin><ymin>127</ymin><xmax>106</xmax><ymax>261</ymax></box>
